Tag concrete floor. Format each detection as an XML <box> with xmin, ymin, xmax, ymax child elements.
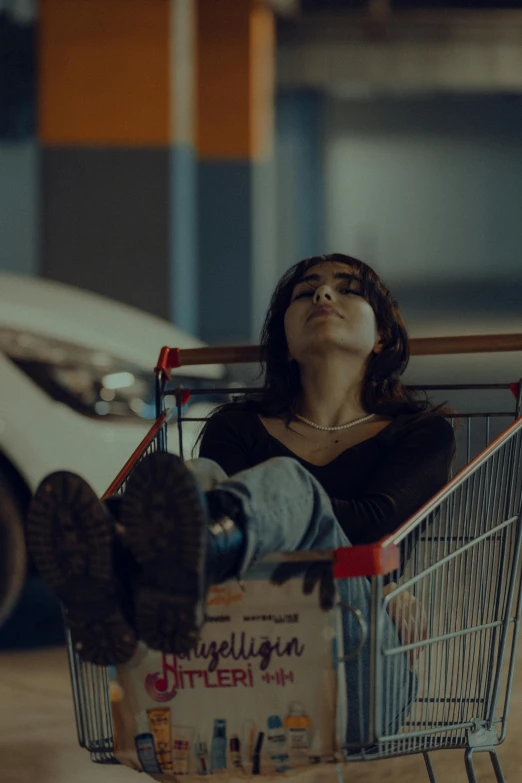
<box><xmin>1</xmin><ymin>646</ymin><xmax>522</xmax><ymax>783</ymax></box>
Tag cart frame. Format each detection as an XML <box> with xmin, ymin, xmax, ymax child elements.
<box><xmin>66</xmin><ymin>334</ymin><xmax>522</xmax><ymax>783</ymax></box>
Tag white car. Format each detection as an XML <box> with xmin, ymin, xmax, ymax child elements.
<box><xmin>0</xmin><ymin>273</ymin><xmax>229</xmax><ymax>570</ymax></box>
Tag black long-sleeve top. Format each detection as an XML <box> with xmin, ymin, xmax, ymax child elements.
<box><xmin>198</xmin><ymin>405</ymin><xmax>456</xmax><ymax>545</ymax></box>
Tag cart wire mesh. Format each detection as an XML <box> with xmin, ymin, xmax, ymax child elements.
<box><xmin>342</xmin><ymin>413</ymin><xmax>522</xmax><ymax>778</ymax></box>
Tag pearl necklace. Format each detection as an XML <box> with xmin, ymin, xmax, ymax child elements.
<box><xmin>295</xmin><ymin>412</ymin><xmax>375</xmax><ymax>432</ymax></box>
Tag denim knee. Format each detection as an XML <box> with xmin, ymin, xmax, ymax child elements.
<box><xmin>262</xmin><ymin>456</ymin><xmax>309</xmax><ymax>480</ymax></box>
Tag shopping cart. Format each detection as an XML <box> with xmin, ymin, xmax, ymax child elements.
<box><xmin>66</xmin><ymin>335</ymin><xmax>522</xmax><ymax>783</ymax></box>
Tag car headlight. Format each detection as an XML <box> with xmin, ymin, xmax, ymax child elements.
<box><xmin>0</xmin><ymin>328</ymin><xmax>231</xmax><ymax>421</ymax></box>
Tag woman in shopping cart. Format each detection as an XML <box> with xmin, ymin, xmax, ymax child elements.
<box><xmin>27</xmin><ymin>253</ymin><xmax>455</xmax><ymax>742</ymax></box>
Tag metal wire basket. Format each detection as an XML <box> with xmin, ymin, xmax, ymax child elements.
<box><xmin>66</xmin><ymin>344</ymin><xmax>522</xmax><ymax>782</ymax></box>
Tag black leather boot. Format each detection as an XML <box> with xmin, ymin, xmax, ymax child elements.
<box><xmin>119</xmin><ymin>452</ymin><xmax>246</xmax><ymax>656</ymax></box>
<box><xmin>205</xmin><ymin>489</ymin><xmax>247</xmax><ymax>585</ymax></box>
<box><xmin>26</xmin><ymin>472</ymin><xmax>137</xmax><ymax>666</ymax></box>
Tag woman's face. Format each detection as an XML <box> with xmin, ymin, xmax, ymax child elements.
<box><xmin>284</xmin><ymin>262</ymin><xmax>383</xmax><ymax>365</ymax></box>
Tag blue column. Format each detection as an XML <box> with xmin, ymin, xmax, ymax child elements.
<box><xmin>276</xmin><ymin>89</ymin><xmax>325</xmax><ymax>268</ymax></box>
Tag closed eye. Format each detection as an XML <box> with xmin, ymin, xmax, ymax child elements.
<box><xmin>292</xmin><ymin>286</ymin><xmax>363</xmax><ymax>301</ymax></box>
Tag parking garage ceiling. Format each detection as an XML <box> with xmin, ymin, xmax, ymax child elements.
<box><xmin>275</xmin><ymin>0</ymin><xmax>522</xmax><ymax>90</ymax></box>
<box><xmin>299</xmin><ymin>1</ymin><xmax>522</xmax><ymax>9</ymax></box>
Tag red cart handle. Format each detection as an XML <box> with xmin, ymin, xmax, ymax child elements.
<box><xmin>155</xmin><ymin>347</ymin><xmax>181</xmax><ymax>380</ymax></box>
<box><xmin>333</xmin><ymin>542</ymin><xmax>400</xmax><ymax>579</ymax></box>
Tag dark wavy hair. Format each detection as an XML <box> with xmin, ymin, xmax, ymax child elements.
<box><xmin>246</xmin><ymin>253</ymin><xmax>432</xmax><ymax>421</ymax></box>
<box><xmin>198</xmin><ymin>254</ymin><xmax>435</xmax><ymax>443</ymax></box>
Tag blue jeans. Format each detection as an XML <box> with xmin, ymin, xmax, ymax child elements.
<box><xmin>187</xmin><ymin>456</ymin><xmax>414</xmax><ymax>747</ymax></box>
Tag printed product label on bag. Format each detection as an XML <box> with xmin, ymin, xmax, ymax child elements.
<box><xmin>110</xmin><ymin>575</ymin><xmax>340</xmax><ymax>780</ymax></box>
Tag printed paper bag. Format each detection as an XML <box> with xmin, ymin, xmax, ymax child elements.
<box><xmin>109</xmin><ymin>572</ymin><xmax>342</xmax><ymax>781</ymax></box>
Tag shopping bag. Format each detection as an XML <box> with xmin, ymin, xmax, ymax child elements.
<box><xmin>108</xmin><ymin>569</ymin><xmax>342</xmax><ymax>781</ymax></box>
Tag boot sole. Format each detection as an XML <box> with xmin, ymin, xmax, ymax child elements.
<box><xmin>26</xmin><ymin>472</ymin><xmax>137</xmax><ymax>666</ymax></box>
<box><xmin>120</xmin><ymin>452</ymin><xmax>207</xmax><ymax>655</ymax></box>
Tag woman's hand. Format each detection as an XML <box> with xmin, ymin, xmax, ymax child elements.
<box><xmin>383</xmin><ymin>582</ymin><xmax>427</xmax><ymax>667</ymax></box>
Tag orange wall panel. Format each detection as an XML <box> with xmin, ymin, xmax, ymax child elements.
<box><xmin>39</xmin><ymin>0</ymin><xmax>170</xmax><ymax>146</ymax></box>
<box><xmin>196</xmin><ymin>0</ymin><xmax>252</xmax><ymax>159</ymax></box>
<box><xmin>249</xmin><ymin>4</ymin><xmax>275</xmax><ymax>161</ymax></box>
